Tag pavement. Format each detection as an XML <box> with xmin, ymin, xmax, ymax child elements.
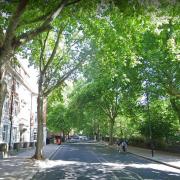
<box><xmin>0</xmin><ymin>144</ymin><xmax>61</xmax><ymax>180</ymax></box>
<box><xmin>128</xmin><ymin>145</ymin><xmax>180</xmax><ymax>170</ymax></box>
<box><xmin>0</xmin><ymin>142</ymin><xmax>180</xmax><ymax>179</ymax></box>
<box><xmin>102</xmin><ymin>141</ymin><xmax>180</xmax><ymax>170</ymax></box>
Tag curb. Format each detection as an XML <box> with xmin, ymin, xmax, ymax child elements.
<box><xmin>29</xmin><ymin>145</ymin><xmax>62</xmax><ymax>180</ymax></box>
<box><xmin>128</xmin><ymin>152</ymin><xmax>180</xmax><ymax>170</ymax></box>
<box><xmin>99</xmin><ymin>142</ymin><xmax>180</xmax><ymax>170</ymax></box>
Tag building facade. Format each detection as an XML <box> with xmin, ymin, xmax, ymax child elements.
<box><xmin>0</xmin><ymin>61</ymin><xmax>42</xmax><ymax>148</ymax></box>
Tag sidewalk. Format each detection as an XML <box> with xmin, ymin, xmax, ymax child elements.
<box><xmin>100</xmin><ymin>141</ymin><xmax>180</xmax><ymax>170</ymax></box>
<box><xmin>128</xmin><ymin>145</ymin><xmax>180</xmax><ymax>170</ymax></box>
<box><xmin>0</xmin><ymin>144</ymin><xmax>60</xmax><ymax>180</ymax></box>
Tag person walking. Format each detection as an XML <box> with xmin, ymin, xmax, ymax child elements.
<box><xmin>117</xmin><ymin>139</ymin><xmax>121</xmax><ymax>152</ymax></box>
<box><xmin>121</xmin><ymin>140</ymin><xmax>128</xmax><ymax>152</ymax></box>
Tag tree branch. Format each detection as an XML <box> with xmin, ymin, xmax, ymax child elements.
<box><xmin>13</xmin><ymin>24</ymin><xmax>52</xmax><ymax>49</ymax></box>
<box><xmin>42</xmin><ymin>26</ymin><xmax>65</xmax><ymax>75</ymax></box>
<box><xmin>65</xmin><ymin>0</ymin><xmax>81</xmax><ymax>7</ymax></box>
<box><xmin>166</xmin><ymin>86</ymin><xmax>180</xmax><ymax>98</ymax></box>
<box><xmin>39</xmin><ymin>31</ymin><xmax>50</xmax><ymax>70</ymax></box>
<box><xmin>13</xmin><ymin>0</ymin><xmax>67</xmax><ymax>49</ymax></box>
<box><xmin>113</xmin><ymin>92</ymin><xmax>119</xmax><ymax>118</ymax></box>
<box><xmin>99</xmin><ymin>103</ymin><xmax>111</xmax><ymax>118</ymax></box>
<box><xmin>43</xmin><ymin>66</ymin><xmax>77</xmax><ymax>96</ymax></box>
<box><xmin>19</xmin><ymin>10</ymin><xmax>52</xmax><ymax>26</ymax></box>
<box><xmin>3</xmin><ymin>0</ymin><xmax>28</xmax><ymax>51</ymax></box>
<box><xmin>43</xmin><ymin>56</ymin><xmax>64</xmax><ymax>89</ymax></box>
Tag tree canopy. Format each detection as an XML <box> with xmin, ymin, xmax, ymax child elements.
<box><xmin>56</xmin><ymin>0</ymin><xmax>180</xmax><ymax>146</ymax></box>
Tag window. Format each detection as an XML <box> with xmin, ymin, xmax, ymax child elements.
<box><xmin>2</xmin><ymin>125</ymin><xmax>8</xmax><ymax>142</ymax></box>
<box><xmin>13</xmin><ymin>127</ymin><xmax>17</xmax><ymax>142</ymax></box>
<box><xmin>33</xmin><ymin>130</ymin><xmax>37</xmax><ymax>141</ymax></box>
<box><xmin>14</xmin><ymin>101</ymin><xmax>19</xmax><ymax>116</ymax></box>
<box><xmin>6</xmin><ymin>73</ymin><xmax>11</xmax><ymax>84</ymax></box>
<box><xmin>4</xmin><ymin>99</ymin><xmax>9</xmax><ymax>113</ymax></box>
<box><xmin>16</xmin><ymin>81</ymin><xmax>19</xmax><ymax>89</ymax></box>
<box><xmin>34</xmin><ymin>113</ymin><xmax>37</xmax><ymax>123</ymax></box>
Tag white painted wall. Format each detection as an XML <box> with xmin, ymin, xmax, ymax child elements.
<box><xmin>0</xmin><ymin>61</ymin><xmax>39</xmax><ymax>146</ymax></box>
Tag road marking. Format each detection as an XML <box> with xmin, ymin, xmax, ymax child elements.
<box><xmin>49</xmin><ymin>145</ymin><xmax>63</xmax><ymax>160</ymax></box>
<box><xmin>50</xmin><ymin>143</ymin><xmax>143</xmax><ymax>179</ymax></box>
<box><xmin>89</xmin><ymin>150</ymin><xmax>120</xmax><ymax>180</ymax></box>
<box><xmin>89</xmin><ymin>150</ymin><xmax>144</xmax><ymax>180</ymax></box>
<box><xmin>89</xmin><ymin>145</ymin><xmax>144</xmax><ymax>180</ymax></box>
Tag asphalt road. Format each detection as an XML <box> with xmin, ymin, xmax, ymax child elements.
<box><xmin>33</xmin><ymin>142</ymin><xmax>180</xmax><ymax>180</ymax></box>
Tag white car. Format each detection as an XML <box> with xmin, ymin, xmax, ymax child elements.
<box><xmin>79</xmin><ymin>136</ymin><xmax>88</xmax><ymax>141</ymax></box>
<box><xmin>69</xmin><ymin>136</ymin><xmax>80</xmax><ymax>142</ymax></box>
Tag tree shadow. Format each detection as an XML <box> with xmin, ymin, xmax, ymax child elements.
<box><xmin>0</xmin><ymin>158</ymin><xmax>38</xmax><ymax>180</ymax></box>
<box><xmin>33</xmin><ymin>159</ymin><xmax>180</xmax><ymax>180</ymax></box>
<box><xmin>32</xmin><ymin>143</ymin><xmax>180</xmax><ymax>180</ymax></box>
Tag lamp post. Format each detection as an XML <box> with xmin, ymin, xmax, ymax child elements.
<box><xmin>146</xmin><ymin>81</ymin><xmax>154</xmax><ymax>157</ymax></box>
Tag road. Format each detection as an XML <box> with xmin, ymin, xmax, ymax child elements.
<box><xmin>33</xmin><ymin>142</ymin><xmax>180</xmax><ymax>180</ymax></box>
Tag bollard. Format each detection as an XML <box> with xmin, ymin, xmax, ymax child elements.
<box><xmin>0</xmin><ymin>143</ymin><xmax>9</xmax><ymax>158</ymax></box>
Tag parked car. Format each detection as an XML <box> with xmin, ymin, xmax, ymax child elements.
<box><xmin>79</xmin><ymin>136</ymin><xmax>88</xmax><ymax>141</ymax></box>
<box><xmin>68</xmin><ymin>135</ymin><xmax>80</xmax><ymax>143</ymax></box>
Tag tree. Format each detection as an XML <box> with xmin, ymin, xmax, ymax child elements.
<box><xmin>47</xmin><ymin>103</ymin><xmax>71</xmax><ymax>140</ymax></box>
<box><xmin>68</xmin><ymin>81</ymin><xmax>108</xmax><ymax>139</ymax></box>
<box><xmin>139</xmin><ymin>99</ymin><xmax>179</xmax><ymax>143</ymax></box>
<box><xmin>0</xmin><ymin>0</ymin><xmax>90</xmax><ymax>123</ymax></box>
<box><xmin>138</xmin><ymin>19</ymin><xmax>180</xmax><ymax>123</ymax></box>
<box><xmin>47</xmin><ymin>87</ymin><xmax>72</xmax><ymax>140</ymax></box>
<box><xmin>66</xmin><ymin>0</ymin><xmax>180</xmax><ymax>145</ymax></box>
<box><xmin>27</xmin><ymin>22</ymin><xmax>90</xmax><ymax>159</ymax></box>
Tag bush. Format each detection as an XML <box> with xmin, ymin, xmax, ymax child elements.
<box><xmin>128</xmin><ymin>136</ymin><xmax>146</xmax><ymax>147</ymax></box>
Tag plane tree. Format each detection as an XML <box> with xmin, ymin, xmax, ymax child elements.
<box><xmin>0</xmin><ymin>0</ymin><xmax>99</xmax><ymax>123</ymax></box>
<box><xmin>25</xmin><ymin>22</ymin><xmax>91</xmax><ymax>159</ymax></box>
<box><xmin>47</xmin><ymin>103</ymin><xmax>71</xmax><ymax>141</ymax></box>
<box><xmin>47</xmin><ymin>87</ymin><xmax>72</xmax><ymax>141</ymax></box>
<box><xmin>66</xmin><ymin>0</ymin><xmax>180</xmax><ymax>145</ymax></box>
<box><xmin>68</xmin><ymin>81</ymin><xmax>108</xmax><ymax>139</ymax></box>
<box><xmin>137</xmin><ymin>16</ymin><xmax>180</xmax><ymax>123</ymax></box>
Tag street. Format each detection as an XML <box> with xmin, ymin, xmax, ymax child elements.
<box><xmin>33</xmin><ymin>143</ymin><xmax>180</xmax><ymax>180</ymax></box>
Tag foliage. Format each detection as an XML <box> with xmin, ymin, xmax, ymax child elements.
<box><xmin>139</xmin><ymin>100</ymin><xmax>179</xmax><ymax>140</ymax></box>
<box><xmin>64</xmin><ymin>0</ymin><xmax>180</xmax><ymax>145</ymax></box>
<box><xmin>47</xmin><ymin>103</ymin><xmax>71</xmax><ymax>133</ymax></box>
<box><xmin>1</xmin><ymin>0</ymin><xmax>177</xmax><ymax>150</ymax></box>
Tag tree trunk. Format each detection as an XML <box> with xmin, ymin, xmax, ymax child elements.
<box><xmin>62</xmin><ymin>130</ymin><xmax>65</xmax><ymax>142</ymax></box>
<box><xmin>0</xmin><ymin>60</ymin><xmax>8</xmax><ymax>123</ymax></box>
<box><xmin>0</xmin><ymin>80</ymin><xmax>7</xmax><ymax>123</ymax></box>
<box><xmin>97</xmin><ymin>123</ymin><xmax>100</xmax><ymax>141</ymax></box>
<box><xmin>33</xmin><ymin>76</ymin><xmax>44</xmax><ymax>160</ymax></box>
<box><xmin>109</xmin><ymin>118</ymin><xmax>115</xmax><ymax>145</ymax></box>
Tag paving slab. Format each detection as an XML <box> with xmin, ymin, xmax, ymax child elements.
<box><xmin>128</xmin><ymin>145</ymin><xmax>180</xmax><ymax>170</ymax></box>
<box><xmin>0</xmin><ymin>144</ymin><xmax>60</xmax><ymax>180</ymax></box>
<box><xmin>100</xmin><ymin>141</ymin><xmax>180</xmax><ymax>170</ymax></box>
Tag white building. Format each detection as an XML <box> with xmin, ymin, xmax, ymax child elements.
<box><xmin>0</xmin><ymin>60</ymin><xmax>39</xmax><ymax>148</ymax></box>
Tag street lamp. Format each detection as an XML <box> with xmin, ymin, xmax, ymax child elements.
<box><xmin>145</xmin><ymin>81</ymin><xmax>154</xmax><ymax>157</ymax></box>
<box><xmin>146</xmin><ymin>91</ymin><xmax>154</xmax><ymax>157</ymax></box>
<box><xmin>9</xmin><ymin>77</ymin><xmax>15</xmax><ymax>150</ymax></box>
